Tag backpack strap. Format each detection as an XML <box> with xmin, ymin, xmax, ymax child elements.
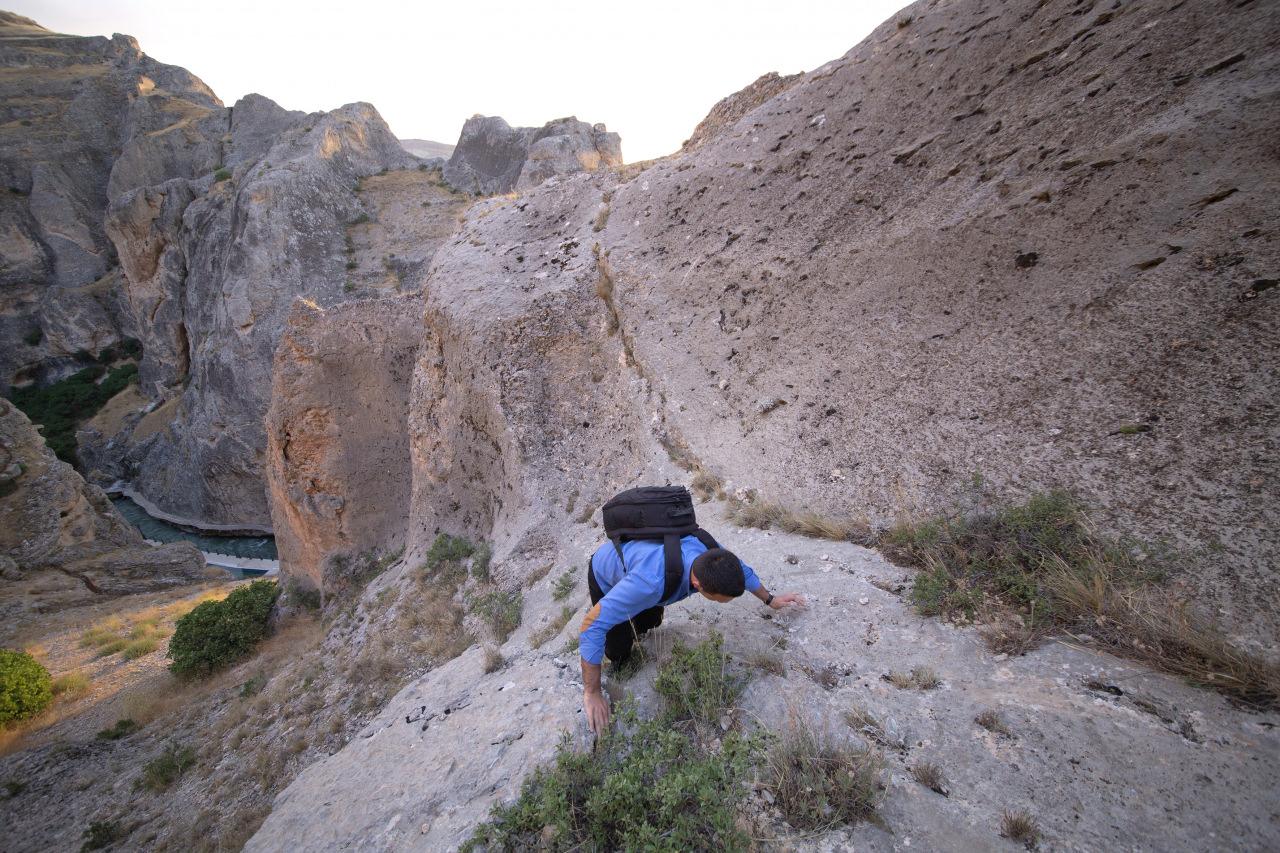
<box><xmin>692</xmin><ymin>527</ymin><xmax>721</xmax><ymax>551</ymax></box>
<box><xmin>610</xmin><ymin>534</ymin><xmax>627</xmax><ymax>573</ymax></box>
<box><xmin>661</xmin><ymin>533</ymin><xmax>683</xmax><ymax>603</ymax></box>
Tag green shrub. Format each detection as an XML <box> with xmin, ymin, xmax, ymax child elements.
<box><xmin>653</xmin><ymin>632</ymin><xmax>745</xmax><ymax>725</ymax></box>
<box><xmin>96</xmin><ymin>719</ymin><xmax>140</xmax><ymax>740</ymax></box>
<box><xmin>426</xmin><ymin>533</ymin><xmax>474</xmax><ymax>568</ymax></box>
<box><xmin>469</xmin><ymin>589</ymin><xmax>522</xmax><ymax>642</ymax></box>
<box><xmin>213</xmin><ymin>168</ymin><xmax>231</xmax><ymax>182</ymax></box>
<box><xmin>0</xmin><ymin>649</ymin><xmax>52</xmax><ymax>725</ymax></box>
<box><xmin>551</xmin><ymin>570</ymin><xmax>576</xmax><ymax>601</ymax></box>
<box><xmin>138</xmin><ymin>743</ymin><xmax>195</xmax><ymax>791</ymax></box>
<box><xmin>470</xmin><ymin>541</ymin><xmax>492</xmax><ymax>581</ymax></box>
<box><xmin>463</xmin><ymin>701</ymin><xmax>759</xmax><ymax>852</ymax></box>
<box><xmin>7</xmin><ymin>363</ymin><xmax>139</xmax><ymax>465</ymax></box>
<box><xmin>81</xmin><ymin>820</ymin><xmax>124</xmax><ymax>851</ymax></box>
<box><xmin>167</xmin><ymin>580</ymin><xmax>279</xmax><ymax>678</ymax></box>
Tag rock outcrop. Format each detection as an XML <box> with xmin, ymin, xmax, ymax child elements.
<box><xmin>681</xmin><ymin>70</ymin><xmax>803</xmax><ymax>152</ymax></box>
<box><xmin>442</xmin><ymin>114</ymin><xmax>622</xmax><ymax>195</ymax></box>
<box><xmin>0</xmin><ymin>398</ymin><xmax>205</xmax><ymax>623</ymax></box>
<box><xmin>266</xmin><ymin>296</ymin><xmax>423</xmax><ymax>595</ymax></box>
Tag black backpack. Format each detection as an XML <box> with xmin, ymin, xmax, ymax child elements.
<box><xmin>602</xmin><ymin>485</ymin><xmax>721</xmax><ymax>603</ymax></box>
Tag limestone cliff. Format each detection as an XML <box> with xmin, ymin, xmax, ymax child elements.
<box><xmin>0</xmin><ymin>11</ymin><xmax>220</xmax><ymax>391</ymax></box>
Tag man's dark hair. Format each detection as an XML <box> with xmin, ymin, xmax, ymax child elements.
<box><xmin>690</xmin><ymin>548</ymin><xmax>745</xmax><ymax>597</ymax></box>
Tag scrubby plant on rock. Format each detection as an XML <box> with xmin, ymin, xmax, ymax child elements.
<box><xmin>167</xmin><ymin>580</ymin><xmax>279</xmax><ymax>678</ymax></box>
<box><xmin>0</xmin><ymin>649</ymin><xmax>53</xmax><ymax>725</ymax></box>
<box><xmin>464</xmin><ymin>634</ymin><xmax>760</xmax><ymax>852</ymax></box>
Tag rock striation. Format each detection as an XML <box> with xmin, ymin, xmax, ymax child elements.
<box><xmin>442</xmin><ymin>114</ymin><xmax>622</xmax><ymax>195</ymax></box>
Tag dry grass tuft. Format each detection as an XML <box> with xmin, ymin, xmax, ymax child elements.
<box><xmin>50</xmin><ymin>671</ymin><xmax>90</xmax><ymax>700</ymax></box>
<box><xmin>764</xmin><ymin>712</ymin><xmax>884</xmax><ymax>831</ymax></box>
<box><xmin>910</xmin><ymin>666</ymin><xmax>940</xmax><ymax>690</ymax></box>
<box><xmin>975</xmin><ymin>709</ymin><xmax>1011</xmax><ymax>736</ymax></box>
<box><xmin>726</xmin><ymin>496</ymin><xmax>872</xmax><ymax>543</ymax></box>
<box><xmin>749</xmin><ymin>651</ymin><xmax>786</xmax><ymax>677</ymax></box>
<box><xmin>689</xmin><ymin>468</ymin><xmax>724</xmax><ymax>502</ymax></box>
<box><xmin>886</xmin><ymin>491</ymin><xmax>1280</xmax><ymax>709</ymax></box>
<box><xmin>911</xmin><ymin>761</ymin><xmax>948</xmax><ymax>795</ymax></box>
<box><xmin>482</xmin><ymin>646</ymin><xmax>505</xmax><ymax>673</ymax></box>
<box><xmin>1001</xmin><ymin>808</ymin><xmax>1040</xmax><ymax>848</ymax></box>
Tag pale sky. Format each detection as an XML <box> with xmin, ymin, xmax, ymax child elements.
<box><xmin>16</xmin><ymin>0</ymin><xmax>910</xmax><ymax>162</ymax></box>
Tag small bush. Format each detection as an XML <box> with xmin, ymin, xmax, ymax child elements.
<box><xmin>911</xmin><ymin>760</ymin><xmax>948</xmax><ymax>795</ymax></box>
<box><xmin>96</xmin><ymin>719</ymin><xmax>140</xmax><ymax>740</ymax></box>
<box><xmin>23</xmin><ymin>327</ymin><xmax>42</xmax><ymax>346</ymax></box>
<box><xmin>975</xmin><ymin>709</ymin><xmax>1011</xmax><ymax>736</ymax></box>
<box><xmin>653</xmin><ymin>632</ymin><xmax>745</xmax><ymax>725</ymax></box>
<box><xmin>213</xmin><ymin>168</ymin><xmax>231</xmax><ymax>182</ymax></box>
<box><xmin>81</xmin><ymin>820</ymin><xmax>124</xmax><ymax>851</ymax></box>
<box><xmin>749</xmin><ymin>651</ymin><xmax>786</xmax><ymax>677</ymax></box>
<box><xmin>551</xmin><ymin>570</ymin><xmax>576</xmax><ymax>601</ymax></box>
<box><xmin>426</xmin><ymin>533</ymin><xmax>474</xmax><ymax>572</ymax></box>
<box><xmin>469</xmin><ymin>589</ymin><xmax>522</xmax><ymax>642</ymax></box>
<box><xmin>463</xmin><ymin>700</ymin><xmax>759</xmax><ymax>852</ymax></box>
<box><xmin>168</xmin><ymin>580</ymin><xmax>279</xmax><ymax>678</ymax></box>
<box><xmin>0</xmin><ymin>649</ymin><xmax>53</xmax><ymax>724</ymax></box>
<box><xmin>51</xmin><ymin>671</ymin><xmax>90</xmax><ymax>699</ymax></box>
<box><xmin>348</xmin><ymin>212</ymin><xmax>370</xmax><ymax>225</ymax></box>
<box><xmin>5</xmin><ymin>779</ymin><xmax>25</xmax><ymax>797</ymax></box>
<box><xmin>725</xmin><ymin>496</ymin><xmax>871</xmax><ymax>543</ymax></box>
<box><xmin>122</xmin><ymin>636</ymin><xmax>160</xmax><ymax>660</ymax></box>
<box><xmin>482</xmin><ymin>646</ymin><xmax>504</xmax><ymax>673</ymax></box>
<box><xmin>139</xmin><ymin>743</ymin><xmax>195</xmax><ymax>791</ymax></box>
<box><xmin>765</xmin><ymin>714</ymin><xmax>883</xmax><ymax>831</ymax></box>
<box><xmin>1001</xmin><ymin>808</ymin><xmax>1040</xmax><ymax>848</ymax></box>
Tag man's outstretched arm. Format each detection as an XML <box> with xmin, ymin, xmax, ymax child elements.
<box><xmin>750</xmin><ymin>583</ymin><xmax>806</xmax><ymax>609</ymax></box>
<box><xmin>581</xmin><ymin>658</ymin><xmax>608</xmax><ymax>733</ymax></box>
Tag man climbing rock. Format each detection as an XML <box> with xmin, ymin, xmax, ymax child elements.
<box><xmin>580</xmin><ymin>486</ymin><xmax>805</xmax><ymax>733</ymax></box>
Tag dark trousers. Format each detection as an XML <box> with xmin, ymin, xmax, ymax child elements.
<box><xmin>587</xmin><ymin>559</ymin><xmax>663</xmax><ymax>664</ymax></box>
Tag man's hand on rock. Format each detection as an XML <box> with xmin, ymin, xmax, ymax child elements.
<box><xmin>770</xmin><ymin>592</ymin><xmax>806</xmax><ymax>610</ymax></box>
<box><xmin>584</xmin><ymin>690</ymin><xmax>610</xmax><ymax>734</ymax></box>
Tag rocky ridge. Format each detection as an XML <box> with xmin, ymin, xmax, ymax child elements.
<box><xmin>443</xmin><ymin>114</ymin><xmax>622</xmax><ymax>195</ymax></box>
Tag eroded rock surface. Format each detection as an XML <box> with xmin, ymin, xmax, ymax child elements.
<box><xmin>266</xmin><ymin>296</ymin><xmax>423</xmax><ymax>594</ymax></box>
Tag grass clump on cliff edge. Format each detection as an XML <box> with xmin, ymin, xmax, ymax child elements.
<box><xmin>0</xmin><ymin>650</ymin><xmax>52</xmax><ymax>725</ymax></box>
<box><xmin>884</xmin><ymin>491</ymin><xmax>1280</xmax><ymax>709</ymax></box>
<box><xmin>8</xmin><ymin>363</ymin><xmax>138</xmax><ymax>465</ymax></box>
<box><xmin>765</xmin><ymin>711</ymin><xmax>884</xmax><ymax>832</ymax></box>
<box><xmin>168</xmin><ymin>580</ymin><xmax>279</xmax><ymax>678</ymax></box>
<box><xmin>725</xmin><ymin>493</ymin><xmax>873</xmax><ymax>544</ymax></box>
<box><xmin>463</xmin><ymin>635</ymin><xmax>760</xmax><ymax>853</ymax></box>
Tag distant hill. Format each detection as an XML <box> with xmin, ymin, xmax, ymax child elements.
<box><xmin>398</xmin><ymin>137</ymin><xmax>454</xmax><ymax>159</ymax></box>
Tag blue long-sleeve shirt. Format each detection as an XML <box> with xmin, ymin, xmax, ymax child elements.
<box><xmin>579</xmin><ymin>536</ymin><xmax>762</xmax><ymax>665</ymax></box>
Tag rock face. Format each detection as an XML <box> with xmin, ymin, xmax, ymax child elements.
<box><xmin>0</xmin><ymin>12</ymin><xmax>220</xmax><ymax>391</ymax></box>
<box><xmin>442</xmin><ymin>114</ymin><xmax>622</xmax><ymax>195</ymax></box>
<box><xmin>266</xmin><ymin>296</ymin><xmax>423</xmax><ymax>594</ymax></box>
<box><xmin>253</xmin><ymin>1</ymin><xmax>1280</xmax><ymax>844</ymax></box>
<box><xmin>0</xmin><ymin>398</ymin><xmax>205</xmax><ymax>619</ymax></box>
